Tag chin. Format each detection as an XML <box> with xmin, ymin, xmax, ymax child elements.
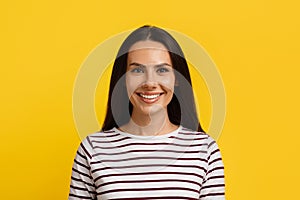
<box><xmin>138</xmin><ymin>104</ymin><xmax>167</xmax><ymax>116</ymax></box>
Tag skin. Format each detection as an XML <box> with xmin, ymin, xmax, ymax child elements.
<box><xmin>119</xmin><ymin>40</ymin><xmax>179</xmax><ymax>136</ymax></box>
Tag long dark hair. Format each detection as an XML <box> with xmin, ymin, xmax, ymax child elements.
<box><xmin>101</xmin><ymin>25</ymin><xmax>204</xmax><ymax>132</ymax></box>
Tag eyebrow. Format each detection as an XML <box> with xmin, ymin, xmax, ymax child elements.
<box><xmin>128</xmin><ymin>62</ymin><xmax>172</xmax><ymax>68</ymax></box>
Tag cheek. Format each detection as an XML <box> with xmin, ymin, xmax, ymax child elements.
<box><xmin>159</xmin><ymin>75</ymin><xmax>176</xmax><ymax>91</ymax></box>
<box><xmin>125</xmin><ymin>75</ymin><xmax>143</xmax><ymax>95</ymax></box>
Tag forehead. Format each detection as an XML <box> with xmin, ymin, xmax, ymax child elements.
<box><xmin>128</xmin><ymin>41</ymin><xmax>171</xmax><ymax>64</ymax></box>
<box><xmin>129</xmin><ymin>40</ymin><xmax>168</xmax><ymax>52</ymax></box>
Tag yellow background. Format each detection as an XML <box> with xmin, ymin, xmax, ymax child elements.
<box><xmin>1</xmin><ymin>0</ymin><xmax>300</xmax><ymax>199</ymax></box>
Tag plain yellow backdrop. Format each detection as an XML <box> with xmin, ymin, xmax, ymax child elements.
<box><xmin>1</xmin><ymin>0</ymin><xmax>300</xmax><ymax>199</ymax></box>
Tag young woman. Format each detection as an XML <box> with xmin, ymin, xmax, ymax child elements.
<box><xmin>69</xmin><ymin>25</ymin><xmax>225</xmax><ymax>200</ymax></box>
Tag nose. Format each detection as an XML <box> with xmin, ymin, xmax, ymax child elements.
<box><xmin>141</xmin><ymin>71</ymin><xmax>157</xmax><ymax>89</ymax></box>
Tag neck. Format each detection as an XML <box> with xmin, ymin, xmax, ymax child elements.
<box><xmin>120</xmin><ymin>108</ymin><xmax>178</xmax><ymax>136</ymax></box>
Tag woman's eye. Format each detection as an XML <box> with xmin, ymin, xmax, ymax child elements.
<box><xmin>131</xmin><ymin>67</ymin><xmax>144</xmax><ymax>73</ymax></box>
<box><xmin>157</xmin><ymin>67</ymin><xmax>170</xmax><ymax>73</ymax></box>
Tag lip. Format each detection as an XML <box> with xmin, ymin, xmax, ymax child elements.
<box><xmin>136</xmin><ymin>92</ymin><xmax>164</xmax><ymax>104</ymax></box>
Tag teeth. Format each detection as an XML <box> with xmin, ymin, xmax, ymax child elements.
<box><xmin>140</xmin><ymin>94</ymin><xmax>161</xmax><ymax>99</ymax></box>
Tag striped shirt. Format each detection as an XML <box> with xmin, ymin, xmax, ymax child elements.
<box><xmin>69</xmin><ymin>126</ymin><xmax>225</xmax><ymax>200</ymax></box>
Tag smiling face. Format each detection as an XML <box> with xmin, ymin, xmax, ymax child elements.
<box><xmin>126</xmin><ymin>40</ymin><xmax>175</xmax><ymax>116</ymax></box>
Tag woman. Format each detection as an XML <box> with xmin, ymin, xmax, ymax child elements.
<box><xmin>69</xmin><ymin>25</ymin><xmax>225</xmax><ymax>199</ymax></box>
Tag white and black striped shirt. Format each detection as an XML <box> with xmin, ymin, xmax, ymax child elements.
<box><xmin>69</xmin><ymin>126</ymin><xmax>225</xmax><ymax>199</ymax></box>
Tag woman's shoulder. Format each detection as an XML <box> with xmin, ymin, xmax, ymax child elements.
<box><xmin>77</xmin><ymin>128</ymin><xmax>119</xmax><ymax>155</ymax></box>
<box><xmin>179</xmin><ymin>126</ymin><xmax>208</xmax><ymax>137</ymax></box>
<box><xmin>79</xmin><ymin>128</ymin><xmax>117</xmax><ymax>144</ymax></box>
<box><xmin>179</xmin><ymin>126</ymin><xmax>218</xmax><ymax>144</ymax></box>
<box><xmin>84</xmin><ymin>128</ymin><xmax>119</xmax><ymax>141</ymax></box>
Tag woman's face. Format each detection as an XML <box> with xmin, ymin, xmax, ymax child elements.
<box><xmin>126</xmin><ymin>40</ymin><xmax>175</xmax><ymax>116</ymax></box>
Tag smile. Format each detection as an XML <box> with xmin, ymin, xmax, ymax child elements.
<box><xmin>136</xmin><ymin>92</ymin><xmax>164</xmax><ymax>103</ymax></box>
<box><xmin>139</xmin><ymin>93</ymin><xmax>161</xmax><ymax>99</ymax></box>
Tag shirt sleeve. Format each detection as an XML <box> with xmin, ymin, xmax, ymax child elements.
<box><xmin>199</xmin><ymin>136</ymin><xmax>225</xmax><ymax>200</ymax></box>
<box><xmin>69</xmin><ymin>137</ymin><xmax>97</xmax><ymax>200</ymax></box>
